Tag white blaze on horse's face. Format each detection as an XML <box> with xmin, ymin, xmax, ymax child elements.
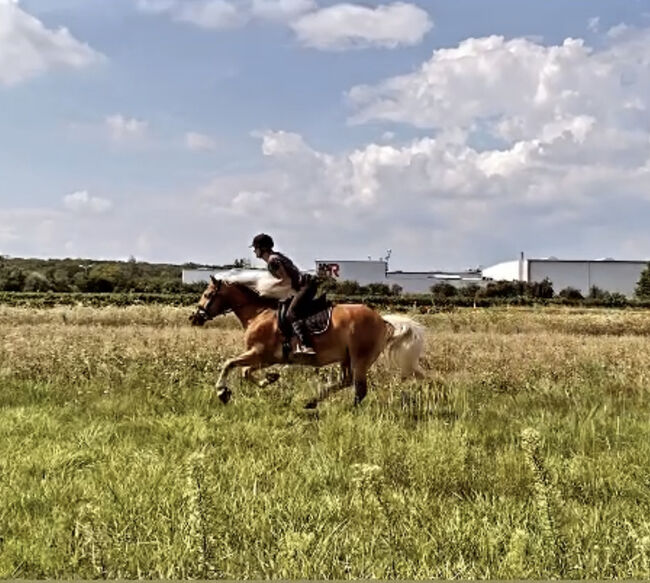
<box><xmin>192</xmin><ymin>278</ymin><xmax>222</xmax><ymax>321</ymax></box>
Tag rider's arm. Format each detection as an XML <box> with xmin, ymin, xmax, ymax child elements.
<box><xmin>268</xmin><ymin>256</ymin><xmax>291</xmax><ymax>285</ymax></box>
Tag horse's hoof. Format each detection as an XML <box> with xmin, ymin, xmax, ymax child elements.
<box><xmin>304</xmin><ymin>399</ymin><xmax>318</xmax><ymax>410</ymax></box>
<box><xmin>265</xmin><ymin>371</ymin><xmax>280</xmax><ymax>384</ymax></box>
<box><xmin>217</xmin><ymin>387</ymin><xmax>232</xmax><ymax>405</ymax></box>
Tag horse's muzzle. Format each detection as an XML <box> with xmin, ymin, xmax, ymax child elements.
<box><xmin>189</xmin><ymin>308</ymin><xmax>208</xmax><ymax>326</ymax></box>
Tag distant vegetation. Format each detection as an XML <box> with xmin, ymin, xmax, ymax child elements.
<box><xmin>0</xmin><ymin>255</ymin><xmax>250</xmax><ymax>294</ymax></box>
<box><xmin>0</xmin><ymin>256</ymin><xmax>649</xmax><ymax>310</ymax></box>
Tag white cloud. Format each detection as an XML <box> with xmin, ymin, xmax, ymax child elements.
<box><xmin>290</xmin><ymin>2</ymin><xmax>433</xmax><ymax>50</ymax></box>
<box><xmin>346</xmin><ymin>31</ymin><xmax>650</xmax><ymax>143</ymax></box>
<box><xmin>134</xmin><ymin>0</ymin><xmax>432</xmax><ymax>50</ymax></box>
<box><xmin>0</xmin><ymin>0</ymin><xmax>103</xmax><ymax>86</ymax></box>
<box><xmin>63</xmin><ymin>191</ymin><xmax>112</xmax><ymax>214</ymax></box>
<box><xmin>185</xmin><ymin>131</ymin><xmax>217</xmax><ymax>151</ymax></box>
<box><xmin>105</xmin><ymin>114</ymin><xmax>148</xmax><ymax>141</ymax></box>
<box><xmin>195</xmin><ymin>31</ymin><xmax>650</xmax><ymax>268</ymax></box>
<box><xmin>0</xmin><ymin>208</ymin><xmax>63</xmax><ymax>250</ymax></box>
<box><xmin>136</xmin><ymin>0</ymin><xmax>314</xmax><ymax>26</ymax></box>
<box><xmin>607</xmin><ymin>23</ymin><xmax>630</xmax><ymax>39</ymax></box>
<box><xmin>174</xmin><ymin>0</ymin><xmax>246</xmax><ymax>29</ymax></box>
<box><xmin>588</xmin><ymin>16</ymin><xmax>600</xmax><ymax>33</ymax></box>
<box><xmin>251</xmin><ymin>0</ymin><xmax>315</xmax><ymax>22</ymax></box>
<box><xmin>135</xmin><ymin>0</ymin><xmax>246</xmax><ymax>29</ymax></box>
<box><xmin>6</xmin><ymin>25</ymin><xmax>650</xmax><ymax>268</ymax></box>
<box><xmin>135</xmin><ymin>0</ymin><xmax>176</xmax><ymax>13</ymax></box>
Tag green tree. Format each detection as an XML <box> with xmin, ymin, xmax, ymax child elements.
<box><xmin>23</xmin><ymin>272</ymin><xmax>52</xmax><ymax>292</ymax></box>
<box><xmin>232</xmin><ymin>258</ymin><xmax>252</xmax><ymax>269</ymax></box>
<box><xmin>430</xmin><ymin>282</ymin><xmax>458</xmax><ymax>297</ymax></box>
<box><xmin>528</xmin><ymin>277</ymin><xmax>554</xmax><ymax>299</ymax></box>
<box><xmin>635</xmin><ymin>263</ymin><xmax>650</xmax><ymax>299</ymax></box>
<box><xmin>0</xmin><ymin>267</ymin><xmax>26</xmax><ymax>291</ymax></box>
<box><xmin>558</xmin><ymin>287</ymin><xmax>583</xmax><ymax>301</ymax></box>
<box><xmin>588</xmin><ymin>285</ymin><xmax>607</xmax><ymax>300</ymax></box>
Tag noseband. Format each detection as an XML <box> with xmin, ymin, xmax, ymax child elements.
<box><xmin>193</xmin><ymin>279</ymin><xmax>237</xmax><ymax>322</ymax></box>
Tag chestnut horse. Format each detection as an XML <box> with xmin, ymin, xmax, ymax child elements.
<box><xmin>190</xmin><ymin>275</ymin><xmax>425</xmax><ymax>407</ymax></box>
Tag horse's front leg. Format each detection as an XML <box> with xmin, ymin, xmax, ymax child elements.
<box><xmin>215</xmin><ymin>349</ymin><xmax>264</xmax><ymax>404</ymax></box>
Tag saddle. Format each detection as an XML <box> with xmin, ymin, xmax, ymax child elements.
<box><xmin>277</xmin><ymin>294</ymin><xmax>333</xmax><ymax>355</ymax></box>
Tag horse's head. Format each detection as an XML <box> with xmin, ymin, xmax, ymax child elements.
<box><xmin>189</xmin><ymin>275</ymin><xmax>229</xmax><ymax>326</ymax></box>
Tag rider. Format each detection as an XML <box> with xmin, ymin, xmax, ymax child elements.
<box><xmin>250</xmin><ymin>233</ymin><xmax>318</xmax><ymax>355</ymax></box>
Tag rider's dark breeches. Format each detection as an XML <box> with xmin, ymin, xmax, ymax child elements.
<box><xmin>286</xmin><ymin>278</ymin><xmax>318</xmax><ymax>324</ymax></box>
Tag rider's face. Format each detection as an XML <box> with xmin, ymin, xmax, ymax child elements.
<box><xmin>253</xmin><ymin>246</ymin><xmax>263</xmax><ymax>259</ymax></box>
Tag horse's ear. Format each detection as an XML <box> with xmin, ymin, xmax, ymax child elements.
<box><xmin>210</xmin><ymin>275</ymin><xmax>218</xmax><ymax>286</ymax></box>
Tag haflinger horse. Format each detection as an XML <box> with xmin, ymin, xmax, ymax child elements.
<box><xmin>189</xmin><ymin>270</ymin><xmax>425</xmax><ymax>408</ymax></box>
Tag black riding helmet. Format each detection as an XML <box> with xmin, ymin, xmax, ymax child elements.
<box><xmin>250</xmin><ymin>233</ymin><xmax>274</xmax><ymax>250</ymax></box>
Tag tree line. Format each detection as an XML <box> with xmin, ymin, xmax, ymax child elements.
<box><xmin>1</xmin><ymin>254</ymin><xmax>649</xmax><ymax>303</ymax></box>
<box><xmin>0</xmin><ymin>255</ymin><xmax>251</xmax><ymax>294</ymax></box>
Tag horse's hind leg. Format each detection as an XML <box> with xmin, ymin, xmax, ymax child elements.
<box><xmin>305</xmin><ymin>360</ymin><xmax>353</xmax><ymax>409</ymax></box>
<box><xmin>351</xmin><ymin>351</ymin><xmax>380</xmax><ymax>406</ymax></box>
<box><xmin>242</xmin><ymin>366</ymin><xmax>280</xmax><ymax>388</ymax></box>
<box><xmin>353</xmin><ymin>368</ymin><xmax>368</xmax><ymax>406</ymax></box>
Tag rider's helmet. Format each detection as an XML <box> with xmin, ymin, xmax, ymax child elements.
<box><xmin>250</xmin><ymin>233</ymin><xmax>274</xmax><ymax>251</ymax></box>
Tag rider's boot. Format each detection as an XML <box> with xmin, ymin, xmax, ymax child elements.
<box><xmin>292</xmin><ymin>320</ymin><xmax>316</xmax><ymax>355</ymax></box>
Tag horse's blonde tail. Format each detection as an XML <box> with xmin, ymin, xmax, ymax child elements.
<box><xmin>382</xmin><ymin>314</ymin><xmax>426</xmax><ymax>379</ymax></box>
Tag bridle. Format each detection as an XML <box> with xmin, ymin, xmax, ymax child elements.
<box><xmin>192</xmin><ymin>279</ymin><xmax>247</xmax><ymax>323</ymax></box>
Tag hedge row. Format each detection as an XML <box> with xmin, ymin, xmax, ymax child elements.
<box><xmin>1</xmin><ymin>291</ymin><xmax>650</xmax><ymax>310</ymax></box>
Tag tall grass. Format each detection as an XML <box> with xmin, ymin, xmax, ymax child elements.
<box><xmin>0</xmin><ymin>306</ymin><xmax>649</xmax><ymax>578</ymax></box>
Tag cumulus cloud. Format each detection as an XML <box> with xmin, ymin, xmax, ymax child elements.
<box><xmin>105</xmin><ymin>114</ymin><xmax>148</xmax><ymax>141</ymax></box>
<box><xmin>0</xmin><ymin>0</ymin><xmax>103</xmax><ymax>86</ymax></box>
<box><xmin>185</xmin><ymin>131</ymin><xmax>217</xmax><ymax>151</ymax></box>
<box><xmin>134</xmin><ymin>0</ymin><xmax>432</xmax><ymax>50</ymax></box>
<box><xmin>135</xmin><ymin>0</ymin><xmax>176</xmax><ymax>13</ymax></box>
<box><xmin>291</xmin><ymin>2</ymin><xmax>433</xmax><ymax>50</ymax></box>
<box><xmin>63</xmin><ymin>191</ymin><xmax>112</xmax><ymax>214</ymax></box>
<box><xmin>197</xmin><ymin>22</ymin><xmax>650</xmax><ymax>269</ymax></box>
<box><xmin>135</xmin><ymin>0</ymin><xmax>247</xmax><ymax>29</ymax></box>
<box><xmin>136</xmin><ymin>0</ymin><xmax>313</xmax><ymax>28</ymax></box>
<box><xmin>6</xmin><ymin>25</ymin><xmax>650</xmax><ymax>267</ymax></box>
<box><xmin>250</xmin><ymin>0</ymin><xmax>316</xmax><ymax>22</ymax></box>
<box><xmin>174</xmin><ymin>0</ymin><xmax>247</xmax><ymax>29</ymax></box>
<box><xmin>346</xmin><ymin>31</ymin><xmax>650</xmax><ymax>142</ymax></box>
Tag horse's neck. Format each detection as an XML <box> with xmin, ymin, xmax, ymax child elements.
<box><xmin>227</xmin><ymin>284</ymin><xmax>276</xmax><ymax>327</ymax></box>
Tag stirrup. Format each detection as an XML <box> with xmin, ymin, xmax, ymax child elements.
<box><xmin>294</xmin><ymin>344</ymin><xmax>316</xmax><ymax>355</ymax></box>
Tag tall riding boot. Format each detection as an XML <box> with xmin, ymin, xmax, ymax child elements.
<box><xmin>292</xmin><ymin>320</ymin><xmax>316</xmax><ymax>355</ymax></box>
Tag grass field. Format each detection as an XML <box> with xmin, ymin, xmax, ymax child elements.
<box><xmin>0</xmin><ymin>304</ymin><xmax>649</xmax><ymax>579</ymax></box>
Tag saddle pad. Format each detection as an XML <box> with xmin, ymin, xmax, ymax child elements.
<box><xmin>304</xmin><ymin>306</ymin><xmax>333</xmax><ymax>336</ymax></box>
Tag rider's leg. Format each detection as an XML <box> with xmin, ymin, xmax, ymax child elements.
<box><xmin>287</xmin><ymin>281</ymin><xmax>318</xmax><ymax>354</ymax></box>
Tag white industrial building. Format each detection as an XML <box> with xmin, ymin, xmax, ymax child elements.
<box><xmin>483</xmin><ymin>254</ymin><xmax>649</xmax><ymax>297</ymax></box>
<box><xmin>315</xmin><ymin>260</ymin><xmax>387</xmax><ymax>286</ymax></box>
<box><xmin>183</xmin><ymin>254</ymin><xmax>649</xmax><ymax>297</ymax></box>
<box><xmin>316</xmin><ymin>259</ymin><xmax>485</xmax><ymax>293</ymax></box>
<box><xmin>183</xmin><ymin>260</ymin><xmax>485</xmax><ymax>294</ymax></box>
<box><xmin>386</xmin><ymin>270</ymin><xmax>484</xmax><ymax>293</ymax></box>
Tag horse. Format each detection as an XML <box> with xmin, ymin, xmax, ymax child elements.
<box><xmin>189</xmin><ymin>274</ymin><xmax>425</xmax><ymax>408</ymax></box>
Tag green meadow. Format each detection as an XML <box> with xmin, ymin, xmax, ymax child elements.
<box><xmin>0</xmin><ymin>305</ymin><xmax>649</xmax><ymax>578</ymax></box>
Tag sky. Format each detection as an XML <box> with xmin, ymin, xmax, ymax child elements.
<box><xmin>2</xmin><ymin>0</ymin><xmax>650</xmax><ymax>271</ymax></box>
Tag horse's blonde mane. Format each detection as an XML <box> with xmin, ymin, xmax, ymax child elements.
<box><xmin>218</xmin><ymin>269</ymin><xmax>293</xmax><ymax>300</ymax></box>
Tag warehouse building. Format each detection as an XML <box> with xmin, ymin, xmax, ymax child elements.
<box><xmin>183</xmin><ymin>259</ymin><xmax>485</xmax><ymax>294</ymax></box>
<box><xmin>315</xmin><ymin>260</ymin><xmax>484</xmax><ymax>293</ymax></box>
<box><xmin>483</xmin><ymin>254</ymin><xmax>649</xmax><ymax>297</ymax></box>
<box><xmin>183</xmin><ymin>254</ymin><xmax>649</xmax><ymax>297</ymax></box>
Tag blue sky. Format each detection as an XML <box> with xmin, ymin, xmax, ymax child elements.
<box><xmin>2</xmin><ymin>0</ymin><xmax>650</xmax><ymax>270</ymax></box>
